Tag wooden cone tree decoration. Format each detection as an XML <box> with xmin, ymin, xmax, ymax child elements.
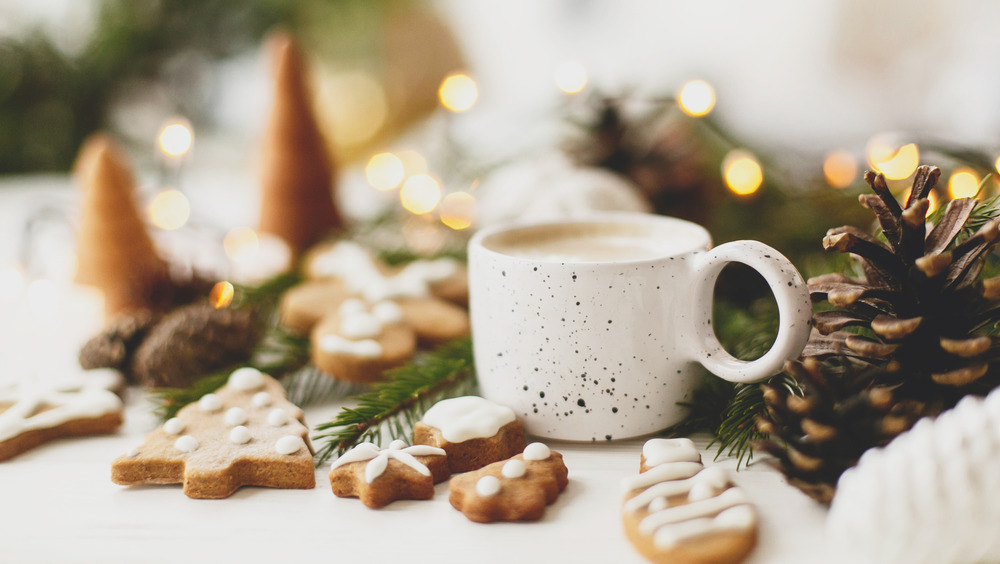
<box><xmin>74</xmin><ymin>134</ymin><xmax>169</xmax><ymax>316</ymax></box>
<box><xmin>259</xmin><ymin>32</ymin><xmax>342</xmax><ymax>255</ymax></box>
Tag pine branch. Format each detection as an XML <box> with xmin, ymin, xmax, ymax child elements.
<box><xmin>311</xmin><ymin>337</ymin><xmax>476</xmax><ymax>466</ymax></box>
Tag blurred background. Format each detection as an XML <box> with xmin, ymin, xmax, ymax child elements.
<box><xmin>4</xmin><ymin>0</ymin><xmax>1000</xmax><ymax>291</ymax></box>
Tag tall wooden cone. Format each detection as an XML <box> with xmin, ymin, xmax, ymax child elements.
<box><xmin>259</xmin><ymin>32</ymin><xmax>342</xmax><ymax>255</ymax></box>
<box><xmin>74</xmin><ymin>135</ymin><xmax>170</xmax><ymax>316</ymax></box>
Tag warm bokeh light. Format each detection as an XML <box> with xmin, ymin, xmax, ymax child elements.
<box><xmin>317</xmin><ymin>71</ymin><xmax>387</xmax><ymax>148</ymax></box>
<box><xmin>867</xmin><ymin>138</ymin><xmax>919</xmax><ymax>181</ymax></box>
<box><xmin>440</xmin><ymin>191</ymin><xmax>477</xmax><ymax>230</ymax></box>
<box><xmin>0</xmin><ymin>267</ymin><xmax>24</xmax><ymax>299</ymax></box>
<box><xmin>400</xmin><ymin>174</ymin><xmax>442</xmax><ymax>215</ymax></box>
<box><xmin>439</xmin><ymin>73</ymin><xmax>478</xmax><ymax>112</ymax></box>
<box><xmin>995</xmin><ymin>155</ymin><xmax>1000</xmax><ymax>175</ymax></box>
<box><xmin>554</xmin><ymin>62</ymin><xmax>588</xmax><ymax>94</ymax></box>
<box><xmin>396</xmin><ymin>150</ymin><xmax>428</xmax><ymax>176</ymax></box>
<box><xmin>158</xmin><ymin>119</ymin><xmax>193</xmax><ymax>157</ymax></box>
<box><xmin>148</xmin><ymin>189</ymin><xmax>191</xmax><ymax>230</ymax></box>
<box><xmin>723</xmin><ymin>150</ymin><xmax>763</xmax><ymax>196</ymax></box>
<box><xmin>26</xmin><ymin>278</ymin><xmax>57</xmax><ymax>315</ymax></box>
<box><xmin>223</xmin><ymin>227</ymin><xmax>259</xmax><ymax>259</ymax></box>
<box><xmin>823</xmin><ymin>150</ymin><xmax>858</xmax><ymax>188</ymax></box>
<box><xmin>949</xmin><ymin>168</ymin><xmax>981</xmax><ymax>199</ymax></box>
<box><xmin>365</xmin><ymin>153</ymin><xmax>405</xmax><ymax>191</ymax></box>
<box><xmin>927</xmin><ymin>190</ymin><xmax>941</xmax><ymax>214</ymax></box>
<box><xmin>678</xmin><ymin>80</ymin><xmax>716</xmax><ymax>117</ymax></box>
<box><xmin>210</xmin><ymin>281</ymin><xmax>235</xmax><ymax>309</ymax></box>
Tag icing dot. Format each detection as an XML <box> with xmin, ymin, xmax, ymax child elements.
<box><xmin>163</xmin><ymin>417</ymin><xmax>185</xmax><ymax>435</ymax></box>
<box><xmin>339</xmin><ymin>298</ymin><xmax>367</xmax><ymax>317</ymax></box>
<box><xmin>372</xmin><ymin>301</ymin><xmax>403</xmax><ymax>324</ymax></box>
<box><xmin>198</xmin><ymin>393</ymin><xmax>223</xmax><ymax>413</ymax></box>
<box><xmin>174</xmin><ymin>435</ymin><xmax>199</xmax><ymax>453</ymax></box>
<box><xmin>275</xmin><ymin>435</ymin><xmax>305</xmax><ymax>455</ymax></box>
<box><xmin>251</xmin><ymin>392</ymin><xmax>272</xmax><ymax>408</ymax></box>
<box><xmin>502</xmin><ymin>459</ymin><xmax>527</xmax><ymax>478</ymax></box>
<box><xmin>267</xmin><ymin>408</ymin><xmax>288</xmax><ymax>427</ymax></box>
<box><xmin>340</xmin><ymin>312</ymin><xmax>382</xmax><ymax>339</ymax></box>
<box><xmin>229</xmin><ymin>426</ymin><xmax>251</xmax><ymax>445</ymax></box>
<box><xmin>229</xmin><ymin>367</ymin><xmax>265</xmax><ymax>391</ymax></box>
<box><xmin>476</xmin><ymin>475</ymin><xmax>502</xmax><ymax>498</ymax></box>
<box><xmin>523</xmin><ymin>442</ymin><xmax>551</xmax><ymax>461</ymax></box>
<box><xmin>224</xmin><ymin>407</ymin><xmax>248</xmax><ymax>427</ymax></box>
<box><xmin>319</xmin><ymin>335</ymin><xmax>383</xmax><ymax>358</ymax></box>
<box><xmin>126</xmin><ymin>447</ymin><xmax>139</xmax><ymax>457</ymax></box>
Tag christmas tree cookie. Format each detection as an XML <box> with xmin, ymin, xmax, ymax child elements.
<box><xmin>112</xmin><ymin>368</ymin><xmax>314</xmax><ymax>498</ymax></box>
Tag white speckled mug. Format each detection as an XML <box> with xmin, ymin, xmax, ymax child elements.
<box><xmin>468</xmin><ymin>212</ymin><xmax>812</xmax><ymax>441</ymax></box>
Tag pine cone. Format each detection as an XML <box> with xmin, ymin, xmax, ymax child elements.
<box><xmin>131</xmin><ymin>302</ymin><xmax>263</xmax><ymax>388</ymax></box>
<box><xmin>808</xmin><ymin>165</ymin><xmax>1000</xmax><ymax>401</ymax></box>
<box><xmin>755</xmin><ymin>357</ymin><xmax>929</xmax><ymax>504</ymax></box>
<box><xmin>78</xmin><ymin>309</ymin><xmax>159</xmax><ymax>382</ymax></box>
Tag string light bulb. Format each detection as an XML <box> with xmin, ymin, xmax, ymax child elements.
<box><xmin>866</xmin><ymin>137</ymin><xmax>919</xmax><ymax>181</ymax></box>
<box><xmin>439</xmin><ymin>73</ymin><xmax>478</xmax><ymax>112</ymax></box>
<box><xmin>554</xmin><ymin>62</ymin><xmax>588</xmax><ymax>94</ymax></box>
<box><xmin>722</xmin><ymin>150</ymin><xmax>763</xmax><ymax>196</ymax></box>
<box><xmin>823</xmin><ymin>150</ymin><xmax>858</xmax><ymax>189</ymax></box>
<box><xmin>678</xmin><ymin>80</ymin><xmax>716</xmax><ymax>117</ymax></box>
<box><xmin>158</xmin><ymin>118</ymin><xmax>193</xmax><ymax>158</ymax></box>
<box><xmin>365</xmin><ymin>153</ymin><xmax>405</xmax><ymax>191</ymax></box>
<box><xmin>210</xmin><ymin>281</ymin><xmax>234</xmax><ymax>309</ymax></box>
<box><xmin>949</xmin><ymin>168</ymin><xmax>981</xmax><ymax>200</ymax></box>
<box><xmin>400</xmin><ymin>174</ymin><xmax>442</xmax><ymax>215</ymax></box>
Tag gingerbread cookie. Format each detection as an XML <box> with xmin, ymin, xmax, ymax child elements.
<box><xmin>622</xmin><ymin>438</ymin><xmax>757</xmax><ymax>564</ymax></box>
<box><xmin>280</xmin><ymin>241</ymin><xmax>470</xmax><ymax>382</ymax></box>
<box><xmin>0</xmin><ymin>368</ymin><xmax>124</xmax><ymax>462</ymax></box>
<box><xmin>413</xmin><ymin>395</ymin><xmax>526</xmax><ymax>474</ymax></box>
<box><xmin>328</xmin><ymin>439</ymin><xmax>450</xmax><ymax>508</ymax></box>
<box><xmin>449</xmin><ymin>442</ymin><xmax>568</xmax><ymax>522</ymax></box>
<box><xmin>112</xmin><ymin>367</ymin><xmax>315</xmax><ymax>498</ymax></box>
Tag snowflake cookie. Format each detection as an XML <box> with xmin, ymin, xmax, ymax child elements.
<box><xmin>621</xmin><ymin>438</ymin><xmax>757</xmax><ymax>564</ymax></box>
<box><xmin>111</xmin><ymin>367</ymin><xmax>315</xmax><ymax>498</ymax></box>
<box><xmin>448</xmin><ymin>442</ymin><xmax>568</xmax><ymax>523</ymax></box>
<box><xmin>0</xmin><ymin>368</ymin><xmax>123</xmax><ymax>462</ymax></box>
<box><xmin>413</xmin><ymin>395</ymin><xmax>526</xmax><ymax>474</ymax></box>
<box><xmin>328</xmin><ymin>439</ymin><xmax>451</xmax><ymax>508</ymax></box>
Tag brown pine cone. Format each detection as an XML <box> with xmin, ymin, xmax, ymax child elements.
<box><xmin>79</xmin><ymin>309</ymin><xmax>159</xmax><ymax>382</ymax></box>
<box><xmin>130</xmin><ymin>301</ymin><xmax>264</xmax><ymax>388</ymax></box>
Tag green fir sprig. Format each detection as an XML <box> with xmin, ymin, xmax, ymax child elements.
<box><xmin>312</xmin><ymin>338</ymin><xmax>476</xmax><ymax>466</ymax></box>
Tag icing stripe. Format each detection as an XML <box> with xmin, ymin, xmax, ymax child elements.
<box><xmin>621</xmin><ymin>461</ymin><xmax>703</xmax><ymax>492</ymax></box>
<box><xmin>623</xmin><ymin>467</ymin><xmax>729</xmax><ymax>514</ymax></box>
<box><xmin>652</xmin><ymin>505</ymin><xmax>757</xmax><ymax>549</ymax></box>
<box><xmin>642</xmin><ymin>438</ymin><xmax>700</xmax><ymax>466</ymax></box>
<box><xmin>638</xmin><ymin>487</ymin><xmax>751</xmax><ymax>535</ymax></box>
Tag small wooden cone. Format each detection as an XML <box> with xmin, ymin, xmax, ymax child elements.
<box><xmin>74</xmin><ymin>135</ymin><xmax>170</xmax><ymax>316</ymax></box>
<box><xmin>259</xmin><ymin>32</ymin><xmax>343</xmax><ymax>255</ymax></box>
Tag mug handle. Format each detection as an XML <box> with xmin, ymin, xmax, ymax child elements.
<box><xmin>684</xmin><ymin>240</ymin><xmax>812</xmax><ymax>384</ymax></box>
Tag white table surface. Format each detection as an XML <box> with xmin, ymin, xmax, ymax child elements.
<box><xmin>0</xmin><ymin>176</ymin><xmax>830</xmax><ymax>563</ymax></box>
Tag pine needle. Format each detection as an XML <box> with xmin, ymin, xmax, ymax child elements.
<box><xmin>311</xmin><ymin>337</ymin><xmax>476</xmax><ymax>466</ymax></box>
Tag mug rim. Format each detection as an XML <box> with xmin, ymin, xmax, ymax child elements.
<box><xmin>469</xmin><ymin>212</ymin><xmax>712</xmax><ymax>264</ymax></box>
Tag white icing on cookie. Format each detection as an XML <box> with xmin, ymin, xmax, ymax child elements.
<box><xmin>523</xmin><ymin>442</ymin><xmax>551</xmax><ymax>461</ymax></box>
<box><xmin>476</xmin><ymin>475</ymin><xmax>501</xmax><ymax>497</ymax></box>
<box><xmin>502</xmin><ymin>459</ymin><xmax>527</xmax><ymax>478</ymax></box>
<box><xmin>421</xmin><ymin>396</ymin><xmax>516</xmax><ymax>443</ymax></box>
<box><xmin>267</xmin><ymin>408</ymin><xmax>288</xmax><ymax>427</ymax></box>
<box><xmin>198</xmin><ymin>394</ymin><xmax>223</xmax><ymax>413</ymax></box>
<box><xmin>251</xmin><ymin>392</ymin><xmax>272</xmax><ymax>408</ymax></box>
<box><xmin>0</xmin><ymin>369</ymin><xmax>123</xmax><ymax>443</ymax></box>
<box><xmin>126</xmin><ymin>447</ymin><xmax>139</xmax><ymax>457</ymax></box>
<box><xmin>309</xmin><ymin>242</ymin><xmax>459</xmax><ymax>301</ymax></box>
<box><xmin>625</xmin><ymin>439</ymin><xmax>756</xmax><ymax>550</ymax></box>
<box><xmin>318</xmin><ymin>335</ymin><xmax>383</xmax><ymax>358</ymax></box>
<box><xmin>275</xmin><ymin>435</ymin><xmax>305</xmax><ymax>455</ymax></box>
<box><xmin>329</xmin><ymin>440</ymin><xmax>446</xmax><ymax>483</ymax></box>
<box><xmin>372</xmin><ymin>301</ymin><xmax>403</xmax><ymax>324</ymax></box>
<box><xmin>643</xmin><ymin>438</ymin><xmax>700</xmax><ymax>466</ymax></box>
<box><xmin>174</xmin><ymin>435</ymin><xmax>199</xmax><ymax>453</ymax></box>
<box><xmin>229</xmin><ymin>426</ymin><xmax>251</xmax><ymax>445</ymax></box>
<box><xmin>340</xmin><ymin>312</ymin><xmax>382</xmax><ymax>339</ymax></box>
<box><xmin>228</xmin><ymin>367</ymin><xmax>265</xmax><ymax>391</ymax></box>
<box><xmin>224</xmin><ymin>407</ymin><xmax>248</xmax><ymax>427</ymax></box>
<box><xmin>163</xmin><ymin>417</ymin><xmax>185</xmax><ymax>435</ymax></box>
